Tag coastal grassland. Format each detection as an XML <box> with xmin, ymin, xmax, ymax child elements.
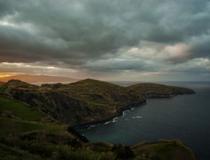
<box><xmin>0</xmin><ymin>118</ymin><xmax>44</xmax><ymax>136</ymax></box>
<box><xmin>0</xmin><ymin>143</ymin><xmax>44</xmax><ymax>160</ymax></box>
<box><xmin>132</xmin><ymin>140</ymin><xmax>196</xmax><ymax>160</ymax></box>
<box><xmin>0</xmin><ymin>95</ymin><xmax>67</xmax><ymax>136</ymax></box>
<box><xmin>0</xmin><ymin>96</ymin><xmax>43</xmax><ymax>121</ymax></box>
<box><xmin>0</xmin><ymin>117</ymin><xmax>67</xmax><ymax>137</ymax></box>
<box><xmin>0</xmin><ymin>141</ymin><xmax>116</xmax><ymax>160</ymax></box>
<box><xmin>0</xmin><ymin>95</ymin><xmax>116</xmax><ymax>160</ymax></box>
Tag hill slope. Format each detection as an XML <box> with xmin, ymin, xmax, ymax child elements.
<box><xmin>1</xmin><ymin>79</ymin><xmax>194</xmax><ymax>126</ymax></box>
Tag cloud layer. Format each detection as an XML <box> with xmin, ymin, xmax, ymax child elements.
<box><xmin>0</xmin><ymin>0</ymin><xmax>210</xmax><ymax>81</ymax></box>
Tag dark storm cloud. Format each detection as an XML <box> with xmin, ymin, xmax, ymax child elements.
<box><xmin>189</xmin><ymin>34</ymin><xmax>210</xmax><ymax>59</ymax></box>
<box><xmin>0</xmin><ymin>0</ymin><xmax>210</xmax><ymax>72</ymax></box>
<box><xmin>85</xmin><ymin>58</ymin><xmax>159</xmax><ymax>72</ymax></box>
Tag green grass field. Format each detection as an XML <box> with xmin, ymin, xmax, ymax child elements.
<box><xmin>132</xmin><ymin>140</ymin><xmax>196</xmax><ymax>160</ymax></box>
<box><xmin>0</xmin><ymin>143</ymin><xmax>44</xmax><ymax>160</ymax></box>
<box><xmin>0</xmin><ymin>96</ymin><xmax>43</xmax><ymax>121</ymax></box>
<box><xmin>0</xmin><ymin>118</ymin><xmax>45</xmax><ymax>136</ymax></box>
<box><xmin>0</xmin><ymin>95</ymin><xmax>66</xmax><ymax>137</ymax></box>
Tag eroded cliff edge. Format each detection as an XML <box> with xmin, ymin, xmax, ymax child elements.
<box><xmin>1</xmin><ymin>79</ymin><xmax>195</xmax><ymax>126</ymax></box>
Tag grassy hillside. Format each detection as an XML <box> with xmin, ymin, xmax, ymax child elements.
<box><xmin>0</xmin><ymin>96</ymin><xmax>43</xmax><ymax>121</ymax></box>
<box><xmin>132</xmin><ymin>140</ymin><xmax>196</xmax><ymax>160</ymax></box>
<box><xmin>2</xmin><ymin>79</ymin><xmax>145</xmax><ymax>125</ymax></box>
<box><xmin>1</xmin><ymin>79</ymin><xmax>194</xmax><ymax>126</ymax></box>
<box><xmin>0</xmin><ymin>96</ymin><xmax>115</xmax><ymax>160</ymax></box>
<box><xmin>0</xmin><ymin>143</ymin><xmax>44</xmax><ymax>160</ymax></box>
<box><xmin>0</xmin><ymin>95</ymin><xmax>67</xmax><ymax>136</ymax></box>
<box><xmin>0</xmin><ymin>96</ymin><xmax>108</xmax><ymax>160</ymax></box>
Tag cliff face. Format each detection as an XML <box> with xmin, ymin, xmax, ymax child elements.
<box><xmin>2</xmin><ymin>79</ymin><xmax>194</xmax><ymax>126</ymax></box>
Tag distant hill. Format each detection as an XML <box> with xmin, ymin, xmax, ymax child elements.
<box><xmin>1</xmin><ymin>78</ymin><xmax>194</xmax><ymax>126</ymax></box>
<box><xmin>0</xmin><ymin>74</ymin><xmax>78</xmax><ymax>84</ymax></box>
<box><xmin>128</xmin><ymin>83</ymin><xmax>195</xmax><ymax>98</ymax></box>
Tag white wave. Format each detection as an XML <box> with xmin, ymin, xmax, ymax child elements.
<box><xmin>132</xmin><ymin>116</ymin><xmax>143</xmax><ymax>119</ymax></box>
<box><xmin>104</xmin><ymin>121</ymin><xmax>112</xmax><ymax>125</ymax></box>
<box><xmin>87</xmin><ymin>124</ymin><xmax>96</xmax><ymax>129</ymax></box>
<box><xmin>112</xmin><ymin>117</ymin><xmax>118</xmax><ymax>123</ymax></box>
<box><xmin>122</xmin><ymin>110</ymin><xmax>130</xmax><ymax>117</ymax></box>
<box><xmin>122</xmin><ymin>111</ymin><xmax>126</xmax><ymax>117</ymax></box>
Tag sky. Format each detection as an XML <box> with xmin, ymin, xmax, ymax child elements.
<box><xmin>0</xmin><ymin>0</ymin><xmax>210</xmax><ymax>82</ymax></box>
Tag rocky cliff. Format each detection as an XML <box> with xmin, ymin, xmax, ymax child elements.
<box><xmin>2</xmin><ymin>79</ymin><xmax>194</xmax><ymax>126</ymax></box>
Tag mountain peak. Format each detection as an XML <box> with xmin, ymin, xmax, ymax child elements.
<box><xmin>79</xmin><ymin>78</ymin><xmax>102</xmax><ymax>83</ymax></box>
<box><xmin>70</xmin><ymin>78</ymin><xmax>121</xmax><ymax>88</ymax></box>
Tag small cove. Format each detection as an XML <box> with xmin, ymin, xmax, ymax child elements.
<box><xmin>77</xmin><ymin>82</ymin><xmax>210</xmax><ymax>160</ymax></box>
